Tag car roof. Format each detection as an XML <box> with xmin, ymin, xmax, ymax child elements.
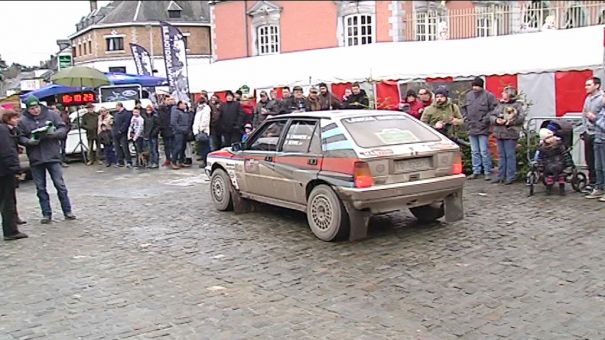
<box><xmin>266</xmin><ymin>110</ymin><xmax>404</xmax><ymax>121</ymax></box>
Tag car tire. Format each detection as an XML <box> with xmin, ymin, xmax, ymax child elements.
<box><xmin>410</xmin><ymin>202</ymin><xmax>444</xmax><ymax>223</ymax></box>
<box><xmin>210</xmin><ymin>168</ymin><xmax>233</xmax><ymax>211</ymax></box>
<box><xmin>307</xmin><ymin>185</ymin><xmax>349</xmax><ymax>241</ymax></box>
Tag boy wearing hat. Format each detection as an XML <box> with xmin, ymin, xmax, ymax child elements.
<box><xmin>17</xmin><ymin>96</ymin><xmax>76</xmax><ymax>224</ymax></box>
<box><xmin>463</xmin><ymin>77</ymin><xmax>498</xmax><ymax>181</ymax></box>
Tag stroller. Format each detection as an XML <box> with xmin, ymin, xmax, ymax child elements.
<box><xmin>526</xmin><ymin>119</ymin><xmax>587</xmax><ymax>196</ymax></box>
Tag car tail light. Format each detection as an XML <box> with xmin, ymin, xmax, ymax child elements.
<box><xmin>354</xmin><ymin>161</ymin><xmax>374</xmax><ymax>188</ymax></box>
<box><xmin>451</xmin><ymin>152</ymin><xmax>463</xmax><ymax>175</ymax></box>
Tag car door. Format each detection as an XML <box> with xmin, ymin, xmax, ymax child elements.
<box><xmin>272</xmin><ymin>119</ymin><xmax>323</xmax><ymax>205</ymax></box>
<box><xmin>240</xmin><ymin>120</ymin><xmax>287</xmax><ymax>198</ymax></box>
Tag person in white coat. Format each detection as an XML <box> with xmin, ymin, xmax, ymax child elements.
<box><xmin>193</xmin><ymin>96</ymin><xmax>212</xmax><ymax>168</ymax></box>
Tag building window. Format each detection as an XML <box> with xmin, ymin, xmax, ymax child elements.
<box><xmin>599</xmin><ymin>9</ymin><xmax>605</xmax><ymax>25</ymax></box>
<box><xmin>168</xmin><ymin>10</ymin><xmax>181</xmax><ymax>18</ymax></box>
<box><xmin>108</xmin><ymin>66</ymin><xmax>126</xmax><ymax>73</ymax></box>
<box><xmin>83</xmin><ymin>43</ymin><xmax>87</xmax><ymax>55</ymax></box>
<box><xmin>78</xmin><ymin>44</ymin><xmax>82</xmax><ymax>56</ymax></box>
<box><xmin>88</xmin><ymin>41</ymin><xmax>92</xmax><ymax>55</ymax></box>
<box><xmin>72</xmin><ymin>46</ymin><xmax>77</xmax><ymax>58</ymax></box>
<box><xmin>523</xmin><ymin>1</ymin><xmax>550</xmax><ymax>30</ymax></box>
<box><xmin>476</xmin><ymin>5</ymin><xmax>506</xmax><ymax>37</ymax></box>
<box><xmin>415</xmin><ymin>10</ymin><xmax>438</xmax><ymax>41</ymax></box>
<box><xmin>256</xmin><ymin>25</ymin><xmax>280</xmax><ymax>55</ymax></box>
<box><xmin>106</xmin><ymin>37</ymin><xmax>124</xmax><ymax>52</ymax></box>
<box><xmin>564</xmin><ymin>3</ymin><xmax>587</xmax><ymax>29</ymax></box>
<box><xmin>343</xmin><ymin>14</ymin><xmax>374</xmax><ymax>46</ymax></box>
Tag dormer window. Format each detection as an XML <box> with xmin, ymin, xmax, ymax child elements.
<box><xmin>167</xmin><ymin>1</ymin><xmax>182</xmax><ymax>19</ymax></box>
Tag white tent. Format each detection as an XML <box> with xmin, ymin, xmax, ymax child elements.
<box><xmin>189</xmin><ymin>25</ymin><xmax>604</xmax><ymax>92</ymax></box>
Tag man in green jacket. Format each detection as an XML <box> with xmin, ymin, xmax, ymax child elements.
<box><xmin>80</xmin><ymin>103</ymin><xmax>100</xmax><ymax>165</ymax></box>
<box><xmin>421</xmin><ymin>86</ymin><xmax>464</xmax><ymax>138</ymax></box>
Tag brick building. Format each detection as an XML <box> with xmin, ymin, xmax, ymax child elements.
<box><xmin>69</xmin><ymin>0</ymin><xmax>211</xmax><ymax>77</ymax></box>
<box><xmin>210</xmin><ymin>0</ymin><xmax>605</xmax><ymax>61</ymax></box>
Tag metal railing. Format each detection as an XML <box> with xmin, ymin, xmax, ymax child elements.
<box><xmin>404</xmin><ymin>1</ymin><xmax>605</xmax><ymax>42</ymax></box>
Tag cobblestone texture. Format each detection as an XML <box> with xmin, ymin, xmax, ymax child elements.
<box><xmin>1</xmin><ymin>165</ymin><xmax>604</xmax><ymax>339</ymax></box>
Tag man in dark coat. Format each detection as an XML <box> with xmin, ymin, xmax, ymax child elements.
<box><xmin>343</xmin><ymin>82</ymin><xmax>370</xmax><ymax>109</ymax></box>
<box><xmin>218</xmin><ymin>91</ymin><xmax>245</xmax><ymax>147</ymax></box>
<box><xmin>143</xmin><ymin>105</ymin><xmax>161</xmax><ymax>169</ymax></box>
<box><xmin>158</xmin><ymin>96</ymin><xmax>176</xmax><ymax>166</ymax></box>
<box><xmin>112</xmin><ymin>102</ymin><xmax>133</xmax><ymax>168</ymax></box>
<box><xmin>18</xmin><ymin>96</ymin><xmax>76</xmax><ymax>224</ymax></box>
<box><xmin>0</xmin><ymin>110</ymin><xmax>28</xmax><ymax>240</ymax></box>
<box><xmin>462</xmin><ymin>77</ymin><xmax>498</xmax><ymax>180</ymax></box>
<box><xmin>169</xmin><ymin>101</ymin><xmax>191</xmax><ymax>169</ymax></box>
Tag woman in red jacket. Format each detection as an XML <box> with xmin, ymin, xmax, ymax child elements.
<box><xmin>400</xmin><ymin>89</ymin><xmax>425</xmax><ymax>119</ymax></box>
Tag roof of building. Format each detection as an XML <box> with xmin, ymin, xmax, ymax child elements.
<box><xmin>74</xmin><ymin>1</ymin><xmax>209</xmax><ymax>35</ymax></box>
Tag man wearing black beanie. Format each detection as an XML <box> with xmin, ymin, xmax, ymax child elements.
<box><xmin>463</xmin><ymin>76</ymin><xmax>498</xmax><ymax>181</ymax></box>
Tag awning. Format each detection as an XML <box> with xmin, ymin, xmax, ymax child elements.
<box><xmin>19</xmin><ymin>84</ymin><xmax>91</xmax><ymax>101</ymax></box>
<box><xmin>189</xmin><ymin>25</ymin><xmax>604</xmax><ymax>92</ymax></box>
<box><xmin>104</xmin><ymin>72</ymin><xmax>169</xmax><ymax>87</ymax></box>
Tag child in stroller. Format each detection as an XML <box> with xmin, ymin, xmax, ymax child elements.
<box><xmin>535</xmin><ymin>127</ymin><xmax>574</xmax><ymax>195</ymax></box>
<box><xmin>527</xmin><ymin>120</ymin><xmax>587</xmax><ymax>196</ymax></box>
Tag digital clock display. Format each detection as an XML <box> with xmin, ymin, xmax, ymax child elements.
<box><xmin>58</xmin><ymin>92</ymin><xmax>97</xmax><ymax>106</ymax></box>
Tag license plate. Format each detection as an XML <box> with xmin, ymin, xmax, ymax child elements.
<box><xmin>394</xmin><ymin>157</ymin><xmax>433</xmax><ymax>173</ymax></box>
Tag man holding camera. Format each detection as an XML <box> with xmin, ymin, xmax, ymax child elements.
<box><xmin>18</xmin><ymin>96</ymin><xmax>76</xmax><ymax>224</ymax></box>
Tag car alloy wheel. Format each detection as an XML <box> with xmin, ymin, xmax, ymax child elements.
<box><xmin>210</xmin><ymin>169</ymin><xmax>233</xmax><ymax>211</ymax></box>
<box><xmin>307</xmin><ymin>185</ymin><xmax>349</xmax><ymax>241</ymax></box>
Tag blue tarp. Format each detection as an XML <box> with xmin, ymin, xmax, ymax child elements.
<box><xmin>104</xmin><ymin>72</ymin><xmax>168</xmax><ymax>87</ymax></box>
<box><xmin>19</xmin><ymin>84</ymin><xmax>91</xmax><ymax>101</ymax></box>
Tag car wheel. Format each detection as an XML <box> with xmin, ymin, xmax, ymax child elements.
<box><xmin>307</xmin><ymin>185</ymin><xmax>349</xmax><ymax>241</ymax></box>
<box><xmin>410</xmin><ymin>202</ymin><xmax>444</xmax><ymax>223</ymax></box>
<box><xmin>210</xmin><ymin>168</ymin><xmax>233</xmax><ymax>211</ymax></box>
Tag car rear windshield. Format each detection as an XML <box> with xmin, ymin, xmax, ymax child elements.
<box><xmin>340</xmin><ymin>114</ymin><xmax>441</xmax><ymax>148</ymax></box>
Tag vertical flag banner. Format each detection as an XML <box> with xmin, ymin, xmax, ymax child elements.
<box><xmin>129</xmin><ymin>43</ymin><xmax>153</xmax><ymax>76</ymax></box>
<box><xmin>160</xmin><ymin>21</ymin><xmax>191</xmax><ymax>103</ymax></box>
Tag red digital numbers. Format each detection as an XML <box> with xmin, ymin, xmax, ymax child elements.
<box><xmin>58</xmin><ymin>92</ymin><xmax>96</xmax><ymax>106</ymax></box>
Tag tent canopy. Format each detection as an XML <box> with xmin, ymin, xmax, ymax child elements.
<box><xmin>189</xmin><ymin>25</ymin><xmax>604</xmax><ymax>92</ymax></box>
<box><xmin>104</xmin><ymin>72</ymin><xmax>169</xmax><ymax>87</ymax></box>
<box><xmin>19</xmin><ymin>84</ymin><xmax>92</xmax><ymax>101</ymax></box>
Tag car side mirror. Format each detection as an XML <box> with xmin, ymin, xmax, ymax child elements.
<box><xmin>231</xmin><ymin>142</ymin><xmax>243</xmax><ymax>152</ymax></box>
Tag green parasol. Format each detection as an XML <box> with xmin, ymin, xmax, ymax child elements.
<box><xmin>51</xmin><ymin>66</ymin><xmax>110</xmax><ymax>88</ymax></box>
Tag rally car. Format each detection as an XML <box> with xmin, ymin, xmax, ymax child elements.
<box><xmin>205</xmin><ymin>110</ymin><xmax>465</xmax><ymax>242</ymax></box>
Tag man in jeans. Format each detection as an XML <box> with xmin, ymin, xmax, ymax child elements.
<box><xmin>581</xmin><ymin>77</ymin><xmax>603</xmax><ymax>193</ymax></box>
<box><xmin>112</xmin><ymin>102</ymin><xmax>133</xmax><ymax>168</ymax></box>
<box><xmin>18</xmin><ymin>96</ymin><xmax>76</xmax><ymax>224</ymax></box>
<box><xmin>585</xmin><ymin>95</ymin><xmax>605</xmax><ymax>201</ymax></box>
<box><xmin>462</xmin><ymin>77</ymin><xmax>498</xmax><ymax>180</ymax></box>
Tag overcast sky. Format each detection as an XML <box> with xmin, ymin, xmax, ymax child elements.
<box><xmin>0</xmin><ymin>1</ymin><xmax>110</xmax><ymax>67</ymax></box>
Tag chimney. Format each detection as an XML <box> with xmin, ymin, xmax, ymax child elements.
<box><xmin>90</xmin><ymin>0</ymin><xmax>97</xmax><ymax>12</ymax></box>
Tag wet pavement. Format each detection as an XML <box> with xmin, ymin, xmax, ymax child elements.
<box><xmin>1</xmin><ymin>164</ymin><xmax>604</xmax><ymax>339</ymax></box>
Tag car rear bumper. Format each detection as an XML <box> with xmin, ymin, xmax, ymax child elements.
<box><xmin>336</xmin><ymin>174</ymin><xmax>465</xmax><ymax>214</ymax></box>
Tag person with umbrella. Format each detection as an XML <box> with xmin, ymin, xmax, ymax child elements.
<box><xmin>17</xmin><ymin>96</ymin><xmax>76</xmax><ymax>224</ymax></box>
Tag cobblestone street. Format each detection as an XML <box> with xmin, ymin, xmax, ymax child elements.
<box><xmin>1</xmin><ymin>164</ymin><xmax>604</xmax><ymax>339</ymax></box>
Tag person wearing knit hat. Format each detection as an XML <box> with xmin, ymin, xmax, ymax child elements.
<box><xmin>539</xmin><ymin>127</ymin><xmax>554</xmax><ymax>141</ymax></box>
<box><xmin>18</xmin><ymin>94</ymin><xmax>76</xmax><ymax>224</ymax></box>
<box><xmin>471</xmin><ymin>76</ymin><xmax>484</xmax><ymax>88</ymax></box>
<box><xmin>402</xmin><ymin>89</ymin><xmax>424</xmax><ymax>119</ymax></box>
<box><xmin>463</xmin><ymin>76</ymin><xmax>498</xmax><ymax>181</ymax></box>
<box><xmin>420</xmin><ymin>86</ymin><xmax>463</xmax><ymax>136</ymax></box>
<box><xmin>24</xmin><ymin>96</ymin><xmax>40</xmax><ymax>109</ymax></box>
